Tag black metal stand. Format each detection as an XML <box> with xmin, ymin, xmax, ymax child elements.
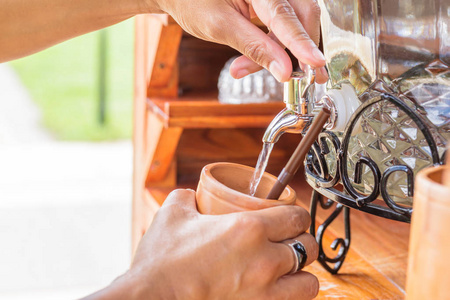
<box><xmin>305</xmin><ymin>92</ymin><xmax>445</xmax><ymax>274</ymax></box>
<box><xmin>309</xmin><ymin>190</ymin><xmax>351</xmax><ymax>274</ymax></box>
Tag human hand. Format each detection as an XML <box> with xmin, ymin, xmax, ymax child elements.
<box><xmin>147</xmin><ymin>0</ymin><xmax>328</xmax><ymax>83</ymax></box>
<box><xmin>126</xmin><ymin>189</ymin><xmax>319</xmax><ymax>299</ymax></box>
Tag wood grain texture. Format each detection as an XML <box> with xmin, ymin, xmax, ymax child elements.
<box><xmin>176</xmin><ymin>128</ymin><xmax>300</xmax><ymax>180</ymax></box>
<box><xmin>147</xmin><ymin>98</ymin><xmax>285</xmax><ymax>128</ymax></box>
<box><xmin>133</xmin><ymin>15</ymin><xmax>183</xmax><ymax>253</ymax></box>
<box><xmin>406</xmin><ymin>166</ymin><xmax>450</xmax><ymax>300</ymax></box>
<box><xmin>132</xmin><ymin>15</ymin><xmax>151</xmax><ymax>254</ymax></box>
<box><xmin>143</xmin><ymin>114</ymin><xmax>183</xmax><ymax>185</ymax></box>
<box><xmin>292</xmin><ymin>177</ymin><xmax>409</xmax><ymax>298</ymax></box>
<box><xmin>305</xmin><ymin>233</ymin><xmax>404</xmax><ymax>300</ymax></box>
<box><xmin>145</xmin><ymin>17</ymin><xmax>182</xmax><ymax>98</ymax></box>
<box><xmin>178</xmin><ymin>34</ymin><xmax>239</xmax><ymax>93</ymax></box>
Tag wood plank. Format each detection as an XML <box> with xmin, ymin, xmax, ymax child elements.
<box><xmin>164</xmin><ymin>101</ymin><xmax>285</xmax><ymax>118</ymax></box>
<box><xmin>166</xmin><ymin>115</ymin><xmax>279</xmax><ymax>128</ymax></box>
<box><xmin>144</xmin><ymin>125</ymin><xmax>183</xmax><ymax>184</ymax></box>
<box><xmin>132</xmin><ymin>15</ymin><xmax>152</xmax><ymax>255</ymax></box>
<box><xmin>306</xmin><ymin>233</ymin><xmax>404</xmax><ymax>299</ymax></box>
<box><xmin>147</xmin><ymin>98</ymin><xmax>285</xmax><ymax>128</ymax></box>
<box><xmin>178</xmin><ymin>34</ymin><xmax>239</xmax><ymax>93</ymax></box>
<box><xmin>150</xmin><ymin>97</ymin><xmax>285</xmax><ymax>117</ymax></box>
<box><xmin>144</xmin><ymin>16</ymin><xmax>183</xmax><ymax>98</ymax></box>
<box><xmin>176</xmin><ymin>128</ymin><xmax>300</xmax><ymax>181</ymax></box>
<box><xmin>133</xmin><ymin>15</ymin><xmax>182</xmax><ymax>253</ymax></box>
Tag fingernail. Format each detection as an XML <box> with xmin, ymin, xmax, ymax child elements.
<box><xmin>269</xmin><ymin>61</ymin><xmax>284</xmax><ymax>82</ymax></box>
<box><xmin>186</xmin><ymin>188</ymin><xmax>195</xmax><ymax>192</ymax></box>
<box><xmin>234</xmin><ymin>68</ymin><xmax>250</xmax><ymax>79</ymax></box>
<box><xmin>312</xmin><ymin>48</ymin><xmax>326</xmax><ymax>63</ymax></box>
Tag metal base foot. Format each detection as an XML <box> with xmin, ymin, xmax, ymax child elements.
<box><xmin>309</xmin><ymin>190</ymin><xmax>351</xmax><ymax>274</ymax></box>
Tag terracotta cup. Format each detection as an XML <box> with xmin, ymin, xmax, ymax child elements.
<box><xmin>406</xmin><ymin>165</ymin><xmax>450</xmax><ymax>300</ymax></box>
<box><xmin>196</xmin><ymin>162</ymin><xmax>296</xmax><ymax>215</ymax></box>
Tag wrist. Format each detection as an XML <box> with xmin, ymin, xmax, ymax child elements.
<box><xmin>137</xmin><ymin>0</ymin><xmax>165</xmax><ymax>14</ymax></box>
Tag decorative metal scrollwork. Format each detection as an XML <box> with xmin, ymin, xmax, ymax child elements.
<box><xmin>310</xmin><ymin>191</ymin><xmax>350</xmax><ymax>274</ymax></box>
<box><xmin>305</xmin><ymin>92</ymin><xmax>445</xmax><ymax>274</ymax></box>
<box><xmin>306</xmin><ymin>93</ymin><xmax>443</xmax><ymax>224</ymax></box>
<box><xmin>380</xmin><ymin>165</ymin><xmax>414</xmax><ymax>217</ymax></box>
<box><xmin>346</xmin><ymin>156</ymin><xmax>382</xmax><ymax>207</ymax></box>
<box><xmin>306</xmin><ymin>131</ymin><xmax>341</xmax><ymax>189</ymax></box>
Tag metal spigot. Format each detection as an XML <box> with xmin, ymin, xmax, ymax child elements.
<box><xmin>283</xmin><ymin>70</ymin><xmax>315</xmax><ymax>115</ymax></box>
<box><xmin>262</xmin><ymin>69</ymin><xmax>318</xmax><ymax>143</ymax></box>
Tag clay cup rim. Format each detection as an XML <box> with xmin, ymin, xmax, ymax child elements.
<box><xmin>200</xmin><ymin>162</ymin><xmax>296</xmax><ymax>207</ymax></box>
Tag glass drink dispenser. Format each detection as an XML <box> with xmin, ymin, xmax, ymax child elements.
<box><xmin>281</xmin><ymin>0</ymin><xmax>449</xmax><ymax>273</ymax></box>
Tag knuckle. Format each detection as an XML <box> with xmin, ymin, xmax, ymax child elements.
<box><xmin>154</xmin><ymin>205</ymin><xmax>171</xmax><ymax>219</ymax></box>
<box><xmin>291</xmin><ymin>206</ymin><xmax>311</xmax><ymax>232</ymax></box>
<box><xmin>203</xmin><ymin>17</ymin><xmax>223</xmax><ymax>41</ymax></box>
<box><xmin>243</xmin><ymin>41</ymin><xmax>270</xmax><ymax>68</ymax></box>
<box><xmin>270</xmin><ymin>0</ymin><xmax>296</xmax><ymax>18</ymax></box>
<box><xmin>284</xmin><ymin>30</ymin><xmax>313</xmax><ymax>50</ymax></box>
<box><xmin>233</xmin><ymin>214</ymin><xmax>266</xmax><ymax>237</ymax></box>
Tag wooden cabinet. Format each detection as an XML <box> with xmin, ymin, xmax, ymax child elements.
<box><xmin>132</xmin><ymin>14</ymin><xmax>409</xmax><ymax>299</ymax></box>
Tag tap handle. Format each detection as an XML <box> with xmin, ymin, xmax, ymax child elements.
<box><xmin>283</xmin><ymin>69</ymin><xmax>315</xmax><ymax>114</ymax></box>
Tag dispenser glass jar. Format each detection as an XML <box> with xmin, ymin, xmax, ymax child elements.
<box><xmin>317</xmin><ymin>0</ymin><xmax>449</xmax><ymax>207</ymax></box>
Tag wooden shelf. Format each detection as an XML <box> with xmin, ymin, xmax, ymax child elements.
<box><xmin>147</xmin><ymin>94</ymin><xmax>285</xmax><ymax>129</ymax></box>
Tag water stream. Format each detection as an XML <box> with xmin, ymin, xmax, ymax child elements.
<box><xmin>249</xmin><ymin>142</ymin><xmax>274</xmax><ymax>197</ymax></box>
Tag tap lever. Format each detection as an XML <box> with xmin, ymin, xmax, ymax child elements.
<box><xmin>262</xmin><ymin>69</ymin><xmax>318</xmax><ymax>144</ymax></box>
<box><xmin>284</xmin><ymin>69</ymin><xmax>315</xmax><ymax>114</ymax></box>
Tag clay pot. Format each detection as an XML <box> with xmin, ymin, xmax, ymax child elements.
<box><xmin>196</xmin><ymin>162</ymin><xmax>296</xmax><ymax>215</ymax></box>
<box><xmin>406</xmin><ymin>165</ymin><xmax>450</xmax><ymax>300</ymax></box>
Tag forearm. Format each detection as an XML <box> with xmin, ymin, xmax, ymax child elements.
<box><xmin>0</xmin><ymin>0</ymin><xmax>161</xmax><ymax>62</ymax></box>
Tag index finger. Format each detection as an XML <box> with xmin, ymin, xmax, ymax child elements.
<box><xmin>250</xmin><ymin>0</ymin><xmax>326</xmax><ymax>68</ymax></box>
<box><xmin>247</xmin><ymin>205</ymin><xmax>311</xmax><ymax>242</ymax></box>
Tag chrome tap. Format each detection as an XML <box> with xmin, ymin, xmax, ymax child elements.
<box><xmin>263</xmin><ymin>69</ymin><xmax>320</xmax><ymax>143</ymax></box>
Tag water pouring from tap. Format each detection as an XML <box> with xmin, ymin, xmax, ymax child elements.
<box><xmin>249</xmin><ymin>68</ymin><xmax>331</xmax><ymax>197</ymax></box>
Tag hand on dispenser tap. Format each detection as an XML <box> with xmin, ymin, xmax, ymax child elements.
<box><xmin>228</xmin><ymin>0</ymin><xmax>329</xmax><ymax>84</ymax></box>
<box><xmin>156</xmin><ymin>0</ymin><xmax>328</xmax><ymax>83</ymax></box>
<box><xmin>84</xmin><ymin>189</ymin><xmax>319</xmax><ymax>300</ymax></box>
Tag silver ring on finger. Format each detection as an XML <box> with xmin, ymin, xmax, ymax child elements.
<box><xmin>282</xmin><ymin>239</ymin><xmax>308</xmax><ymax>274</ymax></box>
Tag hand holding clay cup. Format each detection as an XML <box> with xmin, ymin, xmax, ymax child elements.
<box><xmin>195</xmin><ymin>162</ymin><xmax>319</xmax><ymax>292</ymax></box>
<box><xmin>87</xmin><ymin>166</ymin><xmax>320</xmax><ymax>300</ymax></box>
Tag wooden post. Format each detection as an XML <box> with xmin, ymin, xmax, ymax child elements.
<box><xmin>132</xmin><ymin>15</ymin><xmax>183</xmax><ymax>254</ymax></box>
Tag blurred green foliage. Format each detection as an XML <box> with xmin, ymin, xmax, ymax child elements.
<box><xmin>10</xmin><ymin>19</ymin><xmax>134</xmax><ymax>141</ymax></box>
